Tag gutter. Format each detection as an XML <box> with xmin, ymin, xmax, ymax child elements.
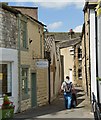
<box><xmin>88</xmin><ymin>9</ymin><xmax>91</xmax><ymax>101</ymax></box>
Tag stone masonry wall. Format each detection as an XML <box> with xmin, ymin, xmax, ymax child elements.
<box><xmin>0</xmin><ymin>9</ymin><xmax>18</xmax><ymax>49</ymax></box>
<box><xmin>20</xmin><ymin>17</ymin><xmax>48</xmax><ymax>111</ymax></box>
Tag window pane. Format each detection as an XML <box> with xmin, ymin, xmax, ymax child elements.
<box><xmin>0</xmin><ymin>64</ymin><xmax>12</xmax><ymax>96</ymax></box>
<box><xmin>22</xmin><ymin>68</ymin><xmax>28</xmax><ymax>96</ymax></box>
<box><xmin>21</xmin><ymin>20</ymin><xmax>27</xmax><ymax>48</ymax></box>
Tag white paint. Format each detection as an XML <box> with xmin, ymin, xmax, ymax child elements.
<box><xmin>90</xmin><ymin>10</ymin><xmax>97</xmax><ymax>100</ymax></box>
<box><xmin>97</xmin><ymin>14</ymin><xmax>101</xmax><ymax>103</ymax></box>
<box><xmin>0</xmin><ymin>48</ymin><xmax>18</xmax><ymax>113</ymax></box>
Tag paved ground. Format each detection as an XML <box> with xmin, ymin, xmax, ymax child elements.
<box><xmin>14</xmin><ymin>87</ymin><xmax>94</xmax><ymax>119</ymax></box>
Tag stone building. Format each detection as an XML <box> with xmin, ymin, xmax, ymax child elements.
<box><xmin>11</xmin><ymin>6</ymin><xmax>38</xmax><ymax>20</ymax></box>
<box><xmin>44</xmin><ymin>33</ymin><xmax>62</xmax><ymax>101</ymax></box>
<box><xmin>0</xmin><ymin>3</ymin><xmax>49</xmax><ymax>113</ymax></box>
<box><xmin>96</xmin><ymin>0</ymin><xmax>101</xmax><ymax>104</ymax></box>
<box><xmin>82</xmin><ymin>1</ymin><xmax>98</xmax><ymax>99</ymax></box>
<box><xmin>73</xmin><ymin>41</ymin><xmax>82</xmax><ymax>86</ymax></box>
<box><xmin>0</xmin><ymin>3</ymin><xmax>19</xmax><ymax>113</ymax></box>
<box><xmin>19</xmin><ymin>12</ymin><xmax>48</xmax><ymax>112</ymax></box>
<box><xmin>81</xmin><ymin>24</ymin><xmax>87</xmax><ymax>93</ymax></box>
<box><xmin>45</xmin><ymin>31</ymin><xmax>81</xmax><ymax>88</ymax></box>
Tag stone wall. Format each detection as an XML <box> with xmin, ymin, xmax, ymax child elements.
<box><xmin>84</xmin><ymin>8</ymin><xmax>90</xmax><ymax>96</ymax></box>
<box><xmin>0</xmin><ymin>9</ymin><xmax>18</xmax><ymax>49</ymax></box>
<box><xmin>20</xmin><ymin>16</ymin><xmax>48</xmax><ymax>111</ymax></box>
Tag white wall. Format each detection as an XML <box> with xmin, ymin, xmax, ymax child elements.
<box><xmin>97</xmin><ymin>14</ymin><xmax>101</xmax><ymax>103</ymax></box>
<box><xmin>60</xmin><ymin>47</ymin><xmax>74</xmax><ymax>80</ymax></box>
<box><xmin>90</xmin><ymin>10</ymin><xmax>97</xmax><ymax>100</ymax></box>
<box><xmin>0</xmin><ymin>48</ymin><xmax>18</xmax><ymax>113</ymax></box>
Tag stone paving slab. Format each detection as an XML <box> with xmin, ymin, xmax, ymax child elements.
<box><xmin>14</xmin><ymin>87</ymin><xmax>94</xmax><ymax>119</ymax></box>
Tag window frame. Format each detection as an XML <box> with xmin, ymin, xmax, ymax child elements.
<box><xmin>20</xmin><ymin>17</ymin><xmax>28</xmax><ymax>50</ymax></box>
<box><xmin>21</xmin><ymin>65</ymin><xmax>29</xmax><ymax>100</ymax></box>
<box><xmin>78</xmin><ymin>68</ymin><xmax>82</xmax><ymax>79</ymax></box>
<box><xmin>0</xmin><ymin>62</ymin><xmax>12</xmax><ymax>97</ymax></box>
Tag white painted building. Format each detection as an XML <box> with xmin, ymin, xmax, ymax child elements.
<box><xmin>89</xmin><ymin>7</ymin><xmax>98</xmax><ymax>100</ymax></box>
<box><xmin>97</xmin><ymin>0</ymin><xmax>101</xmax><ymax>103</ymax></box>
<box><xmin>0</xmin><ymin>48</ymin><xmax>18</xmax><ymax>113</ymax></box>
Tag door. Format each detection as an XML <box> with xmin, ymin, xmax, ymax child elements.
<box><xmin>31</xmin><ymin>73</ymin><xmax>37</xmax><ymax>107</ymax></box>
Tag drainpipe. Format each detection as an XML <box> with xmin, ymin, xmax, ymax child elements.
<box><xmin>43</xmin><ymin>29</ymin><xmax>51</xmax><ymax>104</ymax></box>
<box><xmin>48</xmin><ymin>58</ymin><xmax>51</xmax><ymax>104</ymax></box>
<box><xmin>88</xmin><ymin>9</ymin><xmax>91</xmax><ymax>101</ymax></box>
<box><xmin>17</xmin><ymin>14</ymin><xmax>21</xmax><ymax>112</ymax></box>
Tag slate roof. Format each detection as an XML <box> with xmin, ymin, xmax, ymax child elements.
<box><xmin>45</xmin><ymin>32</ymin><xmax>81</xmax><ymax>48</ymax></box>
<box><xmin>45</xmin><ymin>32</ymin><xmax>81</xmax><ymax>42</ymax></box>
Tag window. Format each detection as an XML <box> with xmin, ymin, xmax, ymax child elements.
<box><xmin>78</xmin><ymin>47</ymin><xmax>82</xmax><ymax>60</ymax></box>
<box><xmin>20</xmin><ymin>20</ymin><xmax>27</xmax><ymax>49</ymax></box>
<box><xmin>0</xmin><ymin>64</ymin><xmax>12</xmax><ymax>97</ymax></box>
<box><xmin>78</xmin><ymin>68</ymin><xmax>82</xmax><ymax>79</ymax></box>
<box><xmin>21</xmin><ymin>68</ymin><xmax>29</xmax><ymax>99</ymax></box>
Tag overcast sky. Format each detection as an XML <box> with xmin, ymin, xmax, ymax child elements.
<box><xmin>1</xmin><ymin>0</ymin><xmax>85</xmax><ymax>32</ymax></box>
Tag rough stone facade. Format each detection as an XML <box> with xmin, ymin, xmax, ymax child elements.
<box><xmin>82</xmin><ymin>27</ymin><xmax>87</xmax><ymax>93</ymax></box>
<box><xmin>82</xmin><ymin>5</ymin><xmax>91</xmax><ymax>97</ymax></box>
<box><xmin>44</xmin><ymin>33</ymin><xmax>62</xmax><ymax>101</ymax></box>
<box><xmin>73</xmin><ymin>42</ymin><xmax>82</xmax><ymax>86</ymax></box>
<box><xmin>0</xmin><ymin>3</ymin><xmax>48</xmax><ymax>112</ymax></box>
<box><xmin>0</xmin><ymin>8</ymin><xmax>18</xmax><ymax>49</ymax></box>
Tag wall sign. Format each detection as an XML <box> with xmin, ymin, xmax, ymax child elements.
<box><xmin>36</xmin><ymin>60</ymin><xmax>48</xmax><ymax>68</ymax></box>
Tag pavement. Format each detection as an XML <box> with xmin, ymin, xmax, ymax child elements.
<box><xmin>13</xmin><ymin>87</ymin><xmax>94</xmax><ymax>120</ymax></box>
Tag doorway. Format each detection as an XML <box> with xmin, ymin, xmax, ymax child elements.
<box><xmin>31</xmin><ymin>73</ymin><xmax>37</xmax><ymax>107</ymax></box>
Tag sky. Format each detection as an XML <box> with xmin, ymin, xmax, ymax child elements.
<box><xmin>1</xmin><ymin>0</ymin><xmax>86</xmax><ymax>32</ymax></box>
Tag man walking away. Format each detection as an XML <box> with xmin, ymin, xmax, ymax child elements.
<box><xmin>61</xmin><ymin>76</ymin><xmax>72</xmax><ymax>109</ymax></box>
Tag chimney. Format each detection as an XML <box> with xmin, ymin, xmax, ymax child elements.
<box><xmin>69</xmin><ymin>29</ymin><xmax>74</xmax><ymax>39</ymax></box>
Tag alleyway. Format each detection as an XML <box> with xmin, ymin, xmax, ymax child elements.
<box><xmin>14</xmin><ymin>87</ymin><xmax>94</xmax><ymax>119</ymax></box>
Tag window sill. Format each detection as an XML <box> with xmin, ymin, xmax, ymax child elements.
<box><xmin>21</xmin><ymin>47</ymin><xmax>29</xmax><ymax>51</ymax></box>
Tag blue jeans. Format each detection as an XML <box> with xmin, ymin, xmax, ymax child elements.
<box><xmin>64</xmin><ymin>92</ymin><xmax>72</xmax><ymax>109</ymax></box>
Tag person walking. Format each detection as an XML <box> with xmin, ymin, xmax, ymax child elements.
<box><xmin>61</xmin><ymin>76</ymin><xmax>72</xmax><ymax>109</ymax></box>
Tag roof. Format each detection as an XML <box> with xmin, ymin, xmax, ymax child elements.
<box><xmin>10</xmin><ymin>6</ymin><xmax>38</xmax><ymax>9</ymax></box>
<box><xmin>83</xmin><ymin>1</ymin><xmax>97</xmax><ymax>11</ymax></box>
<box><xmin>58</xmin><ymin>37</ymin><xmax>81</xmax><ymax>48</ymax></box>
<box><xmin>0</xmin><ymin>3</ymin><xmax>46</xmax><ymax>27</ymax></box>
<box><xmin>26</xmin><ymin>14</ymin><xmax>46</xmax><ymax>27</ymax></box>
<box><xmin>45</xmin><ymin>32</ymin><xmax>81</xmax><ymax>42</ymax></box>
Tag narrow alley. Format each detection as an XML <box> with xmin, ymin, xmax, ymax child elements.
<box><xmin>14</xmin><ymin>87</ymin><xmax>94</xmax><ymax>119</ymax></box>
<box><xmin>0</xmin><ymin>1</ymin><xmax>101</xmax><ymax>120</ymax></box>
